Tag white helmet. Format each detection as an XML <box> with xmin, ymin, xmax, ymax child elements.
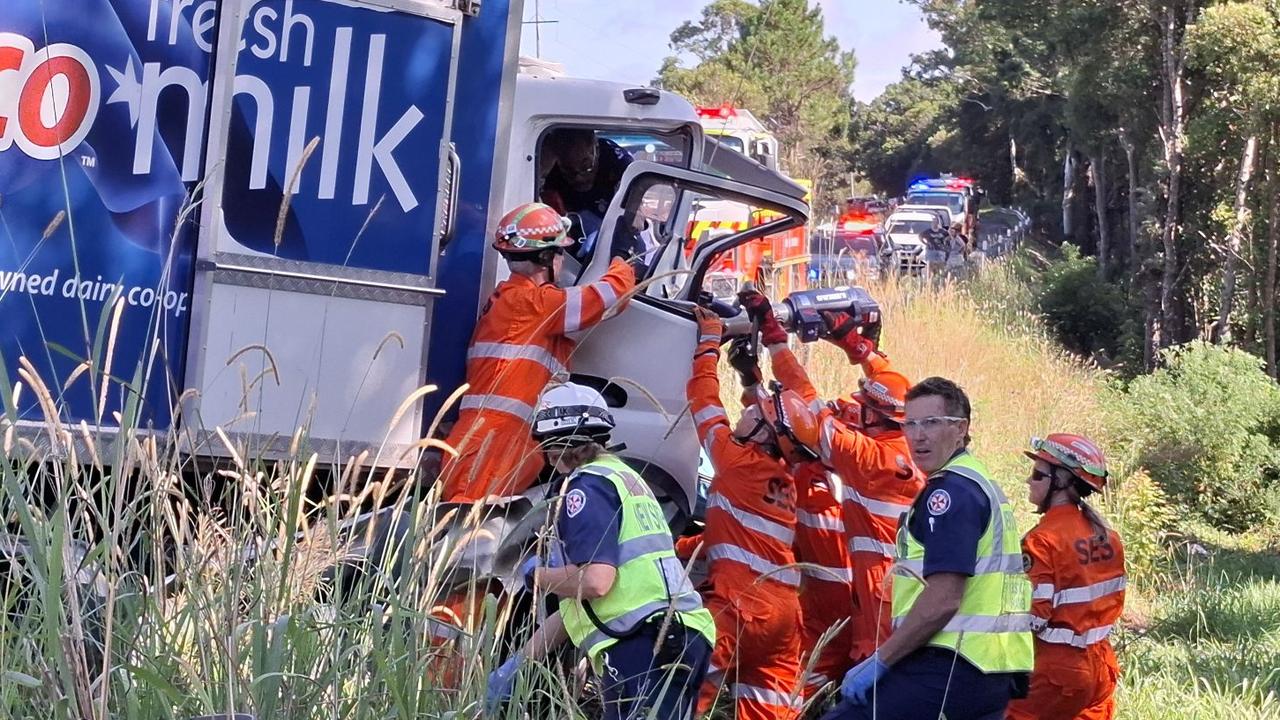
<box><xmin>532</xmin><ymin>382</ymin><xmax>615</xmax><ymax>445</ymax></box>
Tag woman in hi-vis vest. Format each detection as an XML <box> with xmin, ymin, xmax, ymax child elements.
<box><xmin>486</xmin><ymin>382</ymin><xmax>715</xmax><ymax>720</ymax></box>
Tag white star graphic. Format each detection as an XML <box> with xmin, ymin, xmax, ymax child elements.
<box><xmin>105</xmin><ymin>56</ymin><xmax>141</xmax><ymax>127</ymax></box>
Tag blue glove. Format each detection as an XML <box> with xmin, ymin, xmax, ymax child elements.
<box><xmin>519</xmin><ymin>556</ymin><xmax>540</xmax><ymax>592</ymax></box>
<box><xmin>485</xmin><ymin>655</ymin><xmax>522</xmax><ymax>714</ymax></box>
<box><xmin>840</xmin><ymin>654</ymin><xmax>889</xmax><ymax>704</ymax></box>
<box><xmin>545</xmin><ymin>540</ymin><xmax>565</xmax><ymax>569</ymax></box>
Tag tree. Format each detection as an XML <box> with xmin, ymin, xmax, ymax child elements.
<box><xmin>1186</xmin><ymin>1</ymin><xmax>1280</xmax><ymax>343</ymax></box>
<box><xmin>656</xmin><ymin>0</ymin><xmax>857</xmax><ymax>209</ymax></box>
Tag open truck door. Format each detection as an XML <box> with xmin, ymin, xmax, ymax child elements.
<box><xmin>563</xmin><ymin>161</ymin><xmax>808</xmax><ymax>526</ymax></box>
<box><xmin>184</xmin><ymin>0</ymin><xmax>478</xmax><ymax>465</ymax></box>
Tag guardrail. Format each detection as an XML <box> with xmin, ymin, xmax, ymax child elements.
<box><xmin>977</xmin><ymin>206</ymin><xmax>1031</xmax><ymax>260</ymax></box>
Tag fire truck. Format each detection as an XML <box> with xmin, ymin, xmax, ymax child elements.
<box><xmin>694</xmin><ymin>105</ymin><xmax>810</xmax><ymax>298</ymax></box>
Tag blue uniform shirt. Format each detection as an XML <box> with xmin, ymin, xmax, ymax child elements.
<box><xmin>906</xmin><ymin>466</ymin><xmax>992</xmax><ymax>577</ymax></box>
<box><xmin>557</xmin><ymin>471</ymin><xmax>623</xmax><ymax>567</ymax></box>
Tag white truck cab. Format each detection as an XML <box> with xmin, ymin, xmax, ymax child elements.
<box><xmin>485</xmin><ymin>68</ymin><xmax>809</xmax><ymax>519</ymax></box>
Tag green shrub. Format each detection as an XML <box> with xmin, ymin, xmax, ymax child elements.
<box><xmin>1120</xmin><ymin>342</ymin><xmax>1280</xmax><ymax>532</ymax></box>
<box><xmin>1036</xmin><ymin>244</ymin><xmax>1127</xmax><ymax>357</ymax></box>
<box><xmin>1102</xmin><ymin>468</ymin><xmax>1175</xmax><ymax>585</ymax></box>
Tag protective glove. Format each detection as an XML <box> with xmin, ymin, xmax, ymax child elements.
<box><xmin>519</xmin><ymin>556</ymin><xmax>541</xmax><ymax>592</ymax></box>
<box><xmin>821</xmin><ymin>311</ymin><xmax>880</xmax><ymax>363</ymax></box>
<box><xmin>727</xmin><ymin>336</ymin><xmax>762</xmax><ymax>388</ymax></box>
<box><xmin>486</xmin><ymin>654</ymin><xmax>523</xmax><ymax>714</ymax></box>
<box><xmin>693</xmin><ymin>306</ymin><xmax>724</xmax><ymax>345</ymax></box>
<box><xmin>545</xmin><ymin>539</ymin><xmax>565</xmax><ymax>569</ymax></box>
<box><xmin>738</xmin><ymin>290</ymin><xmax>788</xmax><ymax>346</ymax></box>
<box><xmin>840</xmin><ymin>653</ymin><xmax>889</xmax><ymax>705</ymax></box>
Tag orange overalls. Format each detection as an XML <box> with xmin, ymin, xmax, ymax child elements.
<box><xmin>791</xmin><ymin>461</ymin><xmax>856</xmax><ymax>697</ymax></box>
<box><xmin>681</xmin><ymin>337</ymin><xmax>803</xmax><ymax>720</ymax></box>
<box><xmin>771</xmin><ymin>348</ymin><xmax>924</xmax><ymax>663</ymax></box>
<box><xmin>1007</xmin><ymin>505</ymin><xmax>1126</xmax><ymax>720</ymax></box>
<box><xmin>439</xmin><ymin>258</ymin><xmax>634</xmax><ymax>501</ymax></box>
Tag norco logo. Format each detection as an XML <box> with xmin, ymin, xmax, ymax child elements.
<box><xmin>0</xmin><ymin>1</ymin><xmax>425</xmax><ymax>213</ymax></box>
<box><xmin>0</xmin><ymin>33</ymin><xmax>101</xmax><ymax>161</ymax></box>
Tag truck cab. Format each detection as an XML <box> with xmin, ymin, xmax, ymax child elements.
<box><xmin>486</xmin><ymin>69</ymin><xmax>809</xmax><ymax>521</ymax></box>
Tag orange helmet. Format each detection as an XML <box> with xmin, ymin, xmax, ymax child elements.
<box><xmin>855</xmin><ymin>369</ymin><xmax>909</xmax><ymax>422</ymax></box>
<box><xmin>492</xmin><ymin>202</ymin><xmax>574</xmax><ymax>254</ymax></box>
<box><xmin>758</xmin><ymin>382</ymin><xmax>820</xmax><ymax>459</ymax></box>
<box><xmin>1024</xmin><ymin>433</ymin><xmax>1108</xmax><ymax>493</ymax></box>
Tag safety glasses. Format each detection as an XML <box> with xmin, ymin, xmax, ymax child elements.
<box><xmin>901</xmin><ymin>415</ymin><xmax>965</xmax><ymax>432</ymax></box>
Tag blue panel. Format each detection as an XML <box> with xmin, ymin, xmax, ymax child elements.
<box><xmin>424</xmin><ymin>0</ymin><xmax>514</xmax><ymax>418</ymax></box>
<box><xmin>0</xmin><ymin>0</ymin><xmax>211</xmax><ymax>428</ymax></box>
<box><xmin>220</xmin><ymin>0</ymin><xmax>453</xmax><ymax>275</ymax></box>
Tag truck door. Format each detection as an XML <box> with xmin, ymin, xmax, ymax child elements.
<box><xmin>185</xmin><ymin>0</ymin><xmax>472</xmax><ymax>465</ymax></box>
<box><xmin>565</xmin><ymin>162</ymin><xmax>808</xmax><ymax>520</ymax></box>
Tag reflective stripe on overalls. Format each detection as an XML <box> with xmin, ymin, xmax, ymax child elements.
<box><xmin>890</xmin><ymin>451</ymin><xmax>1035</xmax><ymax>673</ymax></box>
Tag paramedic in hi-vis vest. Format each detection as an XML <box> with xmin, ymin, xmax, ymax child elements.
<box><xmin>823</xmin><ymin>376</ymin><xmax>1033</xmax><ymax>720</ymax></box>
<box><xmin>486</xmin><ymin>382</ymin><xmax>715</xmax><ymax>720</ymax></box>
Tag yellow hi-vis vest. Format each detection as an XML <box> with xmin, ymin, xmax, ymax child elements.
<box><xmin>890</xmin><ymin>451</ymin><xmax>1034</xmax><ymax>673</ymax></box>
<box><xmin>558</xmin><ymin>454</ymin><xmax>716</xmax><ymax>666</ymax></box>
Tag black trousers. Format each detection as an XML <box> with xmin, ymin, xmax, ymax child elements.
<box><xmin>819</xmin><ymin>648</ymin><xmax>1026</xmax><ymax>720</ymax></box>
<box><xmin>597</xmin><ymin>621</ymin><xmax>712</xmax><ymax>720</ymax></box>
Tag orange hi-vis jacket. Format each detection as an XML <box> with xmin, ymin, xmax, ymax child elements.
<box><xmin>686</xmin><ymin>335</ymin><xmax>803</xmax><ymax>720</ymax></box>
<box><xmin>1008</xmin><ymin>504</ymin><xmax>1126</xmax><ymax>720</ymax></box>
<box><xmin>770</xmin><ymin>347</ymin><xmax>924</xmax><ymax>662</ymax></box>
<box><xmin>440</xmin><ymin>259</ymin><xmax>634</xmax><ymax>501</ymax></box>
<box><xmin>792</xmin><ymin>461</ymin><xmax>856</xmax><ymax>694</ymax></box>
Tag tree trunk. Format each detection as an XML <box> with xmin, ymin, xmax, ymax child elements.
<box><xmin>1266</xmin><ymin>134</ymin><xmax>1280</xmax><ymax>376</ymax></box>
<box><xmin>1213</xmin><ymin>134</ymin><xmax>1259</xmax><ymax>344</ymax></box>
<box><xmin>1158</xmin><ymin>2</ymin><xmax>1190</xmax><ymax>348</ymax></box>
<box><xmin>1063</xmin><ymin>148</ymin><xmax>1077</xmax><ymax>240</ymax></box>
<box><xmin>1119</xmin><ymin>128</ymin><xmax>1141</xmax><ymax>273</ymax></box>
<box><xmin>1090</xmin><ymin>152</ymin><xmax>1111</xmax><ymax>278</ymax></box>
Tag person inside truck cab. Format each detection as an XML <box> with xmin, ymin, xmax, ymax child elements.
<box><xmin>542</xmin><ymin>128</ymin><xmax>633</xmax><ymax>217</ymax></box>
<box><xmin>437</xmin><ymin>202</ymin><xmax>637</xmax><ymax>502</ymax></box>
<box><xmin>541</xmin><ymin>129</ymin><xmax>648</xmax><ymax>267</ymax></box>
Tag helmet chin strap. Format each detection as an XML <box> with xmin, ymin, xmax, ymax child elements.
<box><xmin>1036</xmin><ymin>467</ymin><xmax>1073</xmax><ymax>514</ymax></box>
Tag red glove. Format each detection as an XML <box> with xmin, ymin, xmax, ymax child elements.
<box><xmin>822</xmin><ymin>311</ymin><xmax>878</xmax><ymax>363</ymax></box>
<box><xmin>739</xmin><ymin>290</ymin><xmax>788</xmax><ymax>346</ymax></box>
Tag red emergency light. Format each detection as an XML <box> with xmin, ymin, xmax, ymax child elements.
<box><xmin>696</xmin><ymin>104</ymin><xmax>736</xmax><ymax>119</ymax></box>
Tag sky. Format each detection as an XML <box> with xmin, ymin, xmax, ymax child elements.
<box><xmin>516</xmin><ymin>0</ymin><xmax>942</xmax><ymax>103</ymax></box>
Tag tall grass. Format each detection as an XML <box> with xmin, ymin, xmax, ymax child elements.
<box><xmin>0</xmin><ymin>349</ymin><xmax>575</xmax><ymax>718</ymax></box>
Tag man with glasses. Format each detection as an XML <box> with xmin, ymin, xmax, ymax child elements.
<box><xmin>824</xmin><ymin>377</ymin><xmax>1033</xmax><ymax>720</ymax></box>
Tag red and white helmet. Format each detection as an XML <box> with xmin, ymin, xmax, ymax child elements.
<box><xmin>1024</xmin><ymin>433</ymin><xmax>1108</xmax><ymax>492</ymax></box>
<box><xmin>855</xmin><ymin>369</ymin><xmax>909</xmax><ymax>422</ymax></box>
<box><xmin>492</xmin><ymin>202</ymin><xmax>574</xmax><ymax>254</ymax></box>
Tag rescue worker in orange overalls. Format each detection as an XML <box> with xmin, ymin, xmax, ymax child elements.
<box><xmin>1007</xmin><ymin>434</ymin><xmax>1125</xmax><ymax>720</ymax></box>
<box><xmin>727</xmin><ymin>331</ymin><xmax>855</xmax><ymax>699</ymax></box>
<box><xmin>740</xmin><ymin>291</ymin><xmax>924</xmax><ymax>672</ymax></box>
<box><xmin>439</xmin><ymin>202</ymin><xmax>636</xmax><ymax>501</ymax></box>
<box><xmin>675</xmin><ymin>306</ymin><xmax>818</xmax><ymax>720</ymax></box>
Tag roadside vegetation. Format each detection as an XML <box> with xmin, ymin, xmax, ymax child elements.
<box><xmin>4</xmin><ymin>255</ymin><xmax>1279</xmax><ymax>718</ymax></box>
